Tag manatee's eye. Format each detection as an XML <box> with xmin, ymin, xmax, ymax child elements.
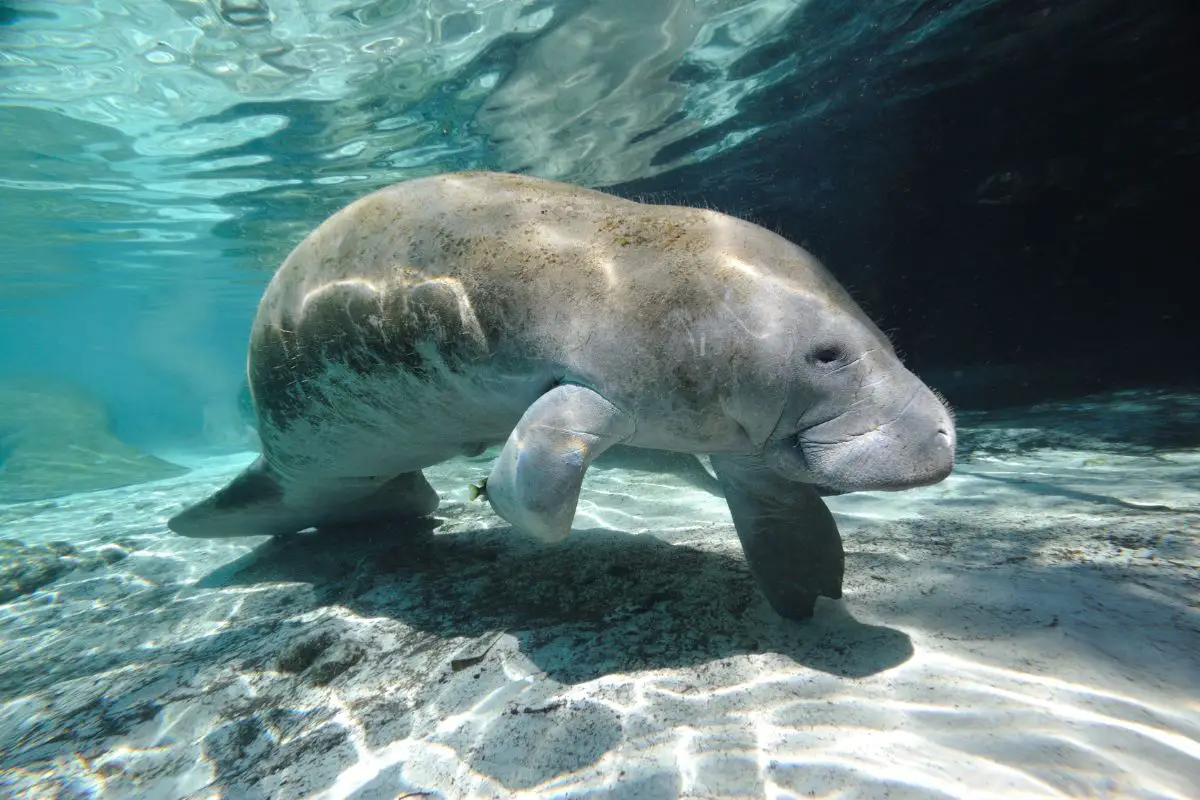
<box><xmin>809</xmin><ymin>344</ymin><xmax>845</xmax><ymax>366</ymax></box>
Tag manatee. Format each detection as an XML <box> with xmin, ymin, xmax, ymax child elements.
<box><xmin>169</xmin><ymin>171</ymin><xmax>956</xmax><ymax>619</ymax></box>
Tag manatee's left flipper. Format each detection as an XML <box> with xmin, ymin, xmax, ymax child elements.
<box><xmin>681</xmin><ymin>453</ymin><xmax>723</xmax><ymax>496</ymax></box>
<box><xmin>487</xmin><ymin>383</ymin><xmax>635</xmax><ymax>542</ymax></box>
<box><xmin>710</xmin><ymin>452</ymin><xmax>845</xmax><ymax>620</ymax></box>
<box><xmin>342</xmin><ymin>470</ymin><xmax>440</xmax><ymax>522</ymax></box>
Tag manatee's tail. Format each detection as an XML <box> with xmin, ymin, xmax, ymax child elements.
<box><xmin>167</xmin><ymin>457</ymin><xmax>440</xmax><ymax>538</ymax></box>
<box><xmin>168</xmin><ymin>457</ymin><xmax>298</xmax><ymax>538</ymax></box>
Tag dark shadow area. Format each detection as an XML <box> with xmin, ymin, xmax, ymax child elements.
<box><xmin>613</xmin><ymin>0</ymin><xmax>1200</xmax><ymax>407</ymax></box>
<box><xmin>953</xmin><ymin>390</ymin><xmax>1200</xmax><ymax>456</ymax></box>
<box><xmin>921</xmin><ymin>359</ymin><xmax>1200</xmax><ymax>414</ymax></box>
<box><xmin>967</xmin><ymin>471</ymin><xmax>1195</xmax><ymax>514</ymax></box>
<box><xmin>196</xmin><ymin>520</ymin><xmax>913</xmax><ymax>684</ymax></box>
<box><xmin>853</xmin><ymin>544</ymin><xmax>1199</xmax><ymax>694</ymax></box>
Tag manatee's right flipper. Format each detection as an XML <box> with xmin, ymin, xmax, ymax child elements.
<box><xmin>168</xmin><ymin>456</ymin><xmax>302</xmax><ymax>538</ymax></box>
<box><xmin>710</xmin><ymin>452</ymin><xmax>845</xmax><ymax>620</ymax></box>
<box><xmin>678</xmin><ymin>453</ymin><xmax>723</xmax><ymax>496</ymax></box>
<box><xmin>485</xmin><ymin>383</ymin><xmax>635</xmax><ymax>542</ymax></box>
<box><xmin>343</xmin><ymin>470</ymin><xmax>440</xmax><ymax>522</ymax></box>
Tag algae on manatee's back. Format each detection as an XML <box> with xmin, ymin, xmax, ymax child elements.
<box><xmin>0</xmin><ymin>379</ymin><xmax>187</xmax><ymax>504</ymax></box>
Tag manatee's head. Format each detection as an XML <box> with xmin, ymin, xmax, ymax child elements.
<box><xmin>723</xmin><ymin>254</ymin><xmax>956</xmax><ymax>494</ymax></box>
<box><xmin>767</xmin><ymin>337</ymin><xmax>955</xmax><ymax>494</ymax></box>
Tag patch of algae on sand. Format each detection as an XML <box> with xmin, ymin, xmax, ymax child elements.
<box><xmin>0</xmin><ymin>379</ymin><xmax>187</xmax><ymax>503</ymax></box>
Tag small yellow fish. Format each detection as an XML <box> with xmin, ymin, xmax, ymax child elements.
<box><xmin>468</xmin><ymin>477</ymin><xmax>488</xmax><ymax>502</ymax></box>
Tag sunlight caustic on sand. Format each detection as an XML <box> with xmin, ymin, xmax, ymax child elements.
<box><xmin>0</xmin><ymin>393</ymin><xmax>1197</xmax><ymax>797</ymax></box>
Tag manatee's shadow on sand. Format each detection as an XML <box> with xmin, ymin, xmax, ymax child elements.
<box><xmin>196</xmin><ymin>519</ymin><xmax>914</xmax><ymax>682</ymax></box>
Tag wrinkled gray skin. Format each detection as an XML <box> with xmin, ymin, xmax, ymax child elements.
<box><xmin>169</xmin><ymin>171</ymin><xmax>956</xmax><ymax>619</ymax></box>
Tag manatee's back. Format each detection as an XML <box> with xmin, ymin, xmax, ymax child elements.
<box><xmin>245</xmin><ymin>172</ymin><xmax>863</xmax><ymax>447</ymax></box>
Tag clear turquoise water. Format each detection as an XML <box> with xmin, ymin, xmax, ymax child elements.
<box><xmin>1</xmin><ymin>0</ymin><xmax>833</xmax><ymax>453</ymax></box>
<box><xmin>1</xmin><ymin>2</ymin><xmax>1197</xmax><ymax>798</ymax></box>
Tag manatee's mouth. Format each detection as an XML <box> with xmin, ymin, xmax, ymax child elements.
<box><xmin>768</xmin><ymin>407</ymin><xmax>954</xmax><ymax>494</ymax></box>
<box><xmin>790</xmin><ymin>429</ymin><xmax>877</xmax><ymax>493</ymax></box>
<box><xmin>762</xmin><ymin>429</ymin><xmax>838</xmax><ymax>486</ymax></box>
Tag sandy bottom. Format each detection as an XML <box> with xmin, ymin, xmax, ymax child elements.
<box><xmin>0</xmin><ymin>390</ymin><xmax>1197</xmax><ymax>799</ymax></box>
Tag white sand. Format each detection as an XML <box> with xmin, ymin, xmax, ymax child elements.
<box><xmin>0</xmin><ymin>390</ymin><xmax>1196</xmax><ymax>799</ymax></box>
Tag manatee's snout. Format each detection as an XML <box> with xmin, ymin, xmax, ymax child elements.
<box><xmin>777</xmin><ymin>372</ymin><xmax>957</xmax><ymax>494</ymax></box>
<box><xmin>880</xmin><ymin>388</ymin><xmax>957</xmax><ymax>489</ymax></box>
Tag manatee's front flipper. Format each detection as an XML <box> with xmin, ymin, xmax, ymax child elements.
<box><xmin>710</xmin><ymin>452</ymin><xmax>844</xmax><ymax>620</ymax></box>
<box><xmin>486</xmin><ymin>383</ymin><xmax>635</xmax><ymax>542</ymax></box>
<box><xmin>168</xmin><ymin>456</ymin><xmax>301</xmax><ymax>538</ymax></box>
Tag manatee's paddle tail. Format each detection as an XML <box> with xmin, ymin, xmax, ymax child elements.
<box><xmin>168</xmin><ymin>457</ymin><xmax>296</xmax><ymax>538</ymax></box>
<box><xmin>168</xmin><ymin>458</ymin><xmax>439</xmax><ymax>538</ymax></box>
